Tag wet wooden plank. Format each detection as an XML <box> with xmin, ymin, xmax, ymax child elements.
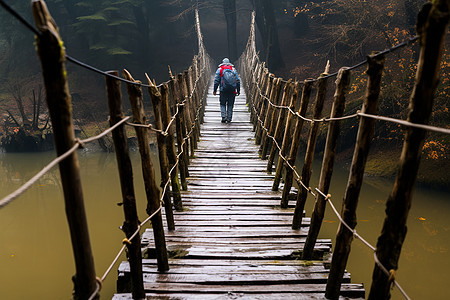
<box><xmin>114</xmin><ymin>293</ymin><xmax>363</xmax><ymax>300</ymax></box>
<box><xmin>133</xmin><ymin>259</ymin><xmax>330</xmax><ymax>268</ymax></box>
<box><xmin>137</xmin><ymin>283</ymin><xmax>364</xmax><ymax>294</ymax></box>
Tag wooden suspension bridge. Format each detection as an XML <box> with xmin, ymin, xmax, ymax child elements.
<box><xmin>113</xmin><ymin>87</ymin><xmax>365</xmax><ymax>299</ymax></box>
<box><xmin>0</xmin><ymin>0</ymin><xmax>449</xmax><ymax>299</ymax></box>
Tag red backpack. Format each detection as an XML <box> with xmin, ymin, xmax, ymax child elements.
<box><xmin>219</xmin><ymin>65</ymin><xmax>237</xmax><ymax>92</ymax></box>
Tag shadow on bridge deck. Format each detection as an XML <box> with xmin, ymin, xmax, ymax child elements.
<box><xmin>113</xmin><ymin>84</ymin><xmax>365</xmax><ymax>299</ymax></box>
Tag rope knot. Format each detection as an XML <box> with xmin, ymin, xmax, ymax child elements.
<box><xmin>75</xmin><ymin>138</ymin><xmax>85</xmax><ymax>149</ymax></box>
<box><xmin>96</xmin><ymin>277</ymin><xmax>103</xmax><ymax>290</ymax></box>
<box><xmin>388</xmin><ymin>269</ymin><xmax>396</xmax><ymax>286</ymax></box>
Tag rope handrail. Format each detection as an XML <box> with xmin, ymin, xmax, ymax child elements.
<box><xmin>314</xmin><ymin>188</ymin><xmax>411</xmax><ymax>300</ymax></box>
<box><xmin>357</xmin><ymin>112</ymin><xmax>450</xmax><ymax>135</ymax></box>
<box><xmin>0</xmin><ymin>116</ymin><xmax>131</xmax><ymax>209</ymax></box>
<box><xmin>251</xmin><ymin>105</ymin><xmax>315</xmax><ymax>196</ymax></box>
<box><xmin>250</xmin><ymin>55</ymin><xmax>449</xmax><ymax>135</ymax></box>
<box><xmin>124</xmin><ymin>60</ymin><xmax>207</xmax><ymax>137</ymax></box>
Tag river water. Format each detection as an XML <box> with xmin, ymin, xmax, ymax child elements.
<box><xmin>0</xmin><ymin>150</ymin><xmax>448</xmax><ymax>299</ymax></box>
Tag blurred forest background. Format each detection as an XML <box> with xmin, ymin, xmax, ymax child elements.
<box><xmin>0</xmin><ymin>0</ymin><xmax>448</xmax><ymax>188</ymax></box>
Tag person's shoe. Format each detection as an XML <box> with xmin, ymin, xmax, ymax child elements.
<box><xmin>226</xmin><ymin>120</ymin><xmax>231</xmax><ymax>123</ymax></box>
<box><xmin>221</xmin><ymin>118</ymin><xmax>226</xmax><ymax>123</ymax></box>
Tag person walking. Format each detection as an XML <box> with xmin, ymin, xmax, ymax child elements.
<box><xmin>213</xmin><ymin>58</ymin><xmax>240</xmax><ymax>123</ymax></box>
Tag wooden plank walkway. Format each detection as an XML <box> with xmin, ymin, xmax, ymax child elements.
<box><xmin>113</xmin><ymin>85</ymin><xmax>365</xmax><ymax>299</ymax></box>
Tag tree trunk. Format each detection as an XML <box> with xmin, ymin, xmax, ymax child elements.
<box><xmin>251</xmin><ymin>0</ymin><xmax>285</xmax><ymax>70</ymax></box>
<box><xmin>223</xmin><ymin>0</ymin><xmax>238</xmax><ymax>62</ymax></box>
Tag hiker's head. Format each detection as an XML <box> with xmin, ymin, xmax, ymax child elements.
<box><xmin>222</xmin><ymin>58</ymin><xmax>230</xmax><ymax>64</ymax></box>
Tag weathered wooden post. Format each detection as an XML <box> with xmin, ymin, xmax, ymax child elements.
<box><xmin>249</xmin><ymin>62</ymin><xmax>264</xmax><ymax>122</ymax></box>
<box><xmin>190</xmin><ymin>60</ymin><xmax>201</xmax><ymax>139</ymax></box>
<box><xmin>124</xmin><ymin>72</ymin><xmax>169</xmax><ymax>272</ymax></box>
<box><xmin>247</xmin><ymin>57</ymin><xmax>258</xmax><ymax>105</ymax></box>
<box><xmin>280</xmin><ymin>80</ymin><xmax>313</xmax><ymax>208</ymax></box>
<box><xmin>159</xmin><ymin>82</ymin><xmax>183</xmax><ymax>209</ymax></box>
<box><xmin>369</xmin><ymin>1</ymin><xmax>449</xmax><ymax>299</ymax></box>
<box><xmin>107</xmin><ymin>70</ymin><xmax>145</xmax><ymax>299</ymax></box>
<box><xmin>178</xmin><ymin>72</ymin><xmax>192</xmax><ymax>165</ymax></box>
<box><xmin>292</xmin><ymin>69</ymin><xmax>329</xmax><ymax>233</ymax></box>
<box><xmin>272</xmin><ymin>82</ymin><xmax>300</xmax><ymax>190</ymax></box>
<box><xmin>184</xmin><ymin>69</ymin><xmax>197</xmax><ymax>155</ymax></box>
<box><xmin>267</xmin><ymin>80</ymin><xmax>293</xmax><ymax>172</ymax></box>
<box><xmin>324</xmin><ymin>54</ymin><xmax>385</xmax><ymax>297</ymax></box>
<box><xmin>260</xmin><ymin>78</ymin><xmax>283</xmax><ymax>159</ymax></box>
<box><xmin>169</xmin><ymin>78</ymin><xmax>188</xmax><ymax>191</ymax></box>
<box><xmin>255</xmin><ymin>75</ymin><xmax>273</xmax><ymax>143</ymax></box>
<box><xmin>32</xmin><ymin>1</ymin><xmax>98</xmax><ymax>298</ymax></box>
<box><xmin>146</xmin><ymin>74</ymin><xmax>175</xmax><ymax>231</ymax></box>
<box><xmin>187</xmin><ymin>67</ymin><xmax>199</xmax><ymax>148</ymax></box>
<box><xmin>295</xmin><ymin>68</ymin><xmax>350</xmax><ymax>233</ymax></box>
<box><xmin>252</xmin><ymin>70</ymin><xmax>269</xmax><ymax>131</ymax></box>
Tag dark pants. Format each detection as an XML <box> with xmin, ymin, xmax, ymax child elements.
<box><xmin>219</xmin><ymin>91</ymin><xmax>236</xmax><ymax>122</ymax></box>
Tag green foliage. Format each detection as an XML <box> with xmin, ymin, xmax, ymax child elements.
<box><xmin>107</xmin><ymin>47</ymin><xmax>132</xmax><ymax>55</ymax></box>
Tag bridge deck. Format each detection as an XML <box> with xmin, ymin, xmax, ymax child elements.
<box><xmin>113</xmin><ymin>86</ymin><xmax>365</xmax><ymax>299</ymax></box>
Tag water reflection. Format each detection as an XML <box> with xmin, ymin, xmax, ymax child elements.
<box><xmin>0</xmin><ymin>151</ymin><xmax>448</xmax><ymax>299</ymax></box>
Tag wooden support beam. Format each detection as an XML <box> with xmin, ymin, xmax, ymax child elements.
<box><xmin>146</xmin><ymin>74</ymin><xmax>175</xmax><ymax>231</ymax></box>
<box><xmin>32</xmin><ymin>1</ymin><xmax>97</xmax><ymax>298</ymax></box>
<box><xmin>280</xmin><ymin>80</ymin><xmax>313</xmax><ymax>208</ymax></box>
<box><xmin>369</xmin><ymin>1</ymin><xmax>450</xmax><ymax>298</ymax></box>
<box><xmin>110</xmin><ymin>70</ymin><xmax>145</xmax><ymax>299</ymax></box>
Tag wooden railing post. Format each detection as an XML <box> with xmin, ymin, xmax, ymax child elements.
<box><xmin>184</xmin><ymin>69</ymin><xmax>197</xmax><ymax>155</ymax></box>
<box><xmin>169</xmin><ymin>77</ymin><xmax>187</xmax><ymax>193</ymax></box>
<box><xmin>107</xmin><ymin>70</ymin><xmax>145</xmax><ymax>299</ymax></box>
<box><xmin>253</xmin><ymin>70</ymin><xmax>269</xmax><ymax>132</ymax></box>
<box><xmin>295</xmin><ymin>67</ymin><xmax>350</xmax><ymax>233</ymax></box>
<box><xmin>280</xmin><ymin>80</ymin><xmax>313</xmax><ymax>208</ymax></box>
<box><xmin>125</xmin><ymin>72</ymin><xmax>169</xmax><ymax>272</ymax></box>
<box><xmin>249</xmin><ymin>62</ymin><xmax>264</xmax><ymax>120</ymax></box>
<box><xmin>32</xmin><ymin>2</ymin><xmax>98</xmax><ymax>298</ymax></box>
<box><xmin>293</xmin><ymin>71</ymin><xmax>329</xmax><ymax>234</ymax></box>
<box><xmin>324</xmin><ymin>54</ymin><xmax>385</xmax><ymax>298</ymax></box>
<box><xmin>178</xmin><ymin>72</ymin><xmax>192</xmax><ymax>164</ymax></box>
<box><xmin>255</xmin><ymin>75</ymin><xmax>273</xmax><ymax>143</ymax></box>
<box><xmin>247</xmin><ymin>57</ymin><xmax>258</xmax><ymax>105</ymax></box>
<box><xmin>169</xmin><ymin>78</ymin><xmax>189</xmax><ymax>191</ymax></box>
<box><xmin>369</xmin><ymin>1</ymin><xmax>449</xmax><ymax>298</ymax></box>
<box><xmin>273</xmin><ymin>82</ymin><xmax>300</xmax><ymax>190</ymax></box>
<box><xmin>260</xmin><ymin>78</ymin><xmax>283</xmax><ymax>159</ymax></box>
<box><xmin>146</xmin><ymin>74</ymin><xmax>175</xmax><ymax>231</ymax></box>
<box><xmin>160</xmin><ymin>82</ymin><xmax>183</xmax><ymax>210</ymax></box>
<box><xmin>267</xmin><ymin>80</ymin><xmax>293</xmax><ymax>172</ymax></box>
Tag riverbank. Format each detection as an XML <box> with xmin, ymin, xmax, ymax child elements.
<box><xmin>336</xmin><ymin>144</ymin><xmax>450</xmax><ymax>192</ymax></box>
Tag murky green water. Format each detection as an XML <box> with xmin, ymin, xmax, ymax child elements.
<box><xmin>0</xmin><ymin>151</ymin><xmax>448</xmax><ymax>299</ymax></box>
